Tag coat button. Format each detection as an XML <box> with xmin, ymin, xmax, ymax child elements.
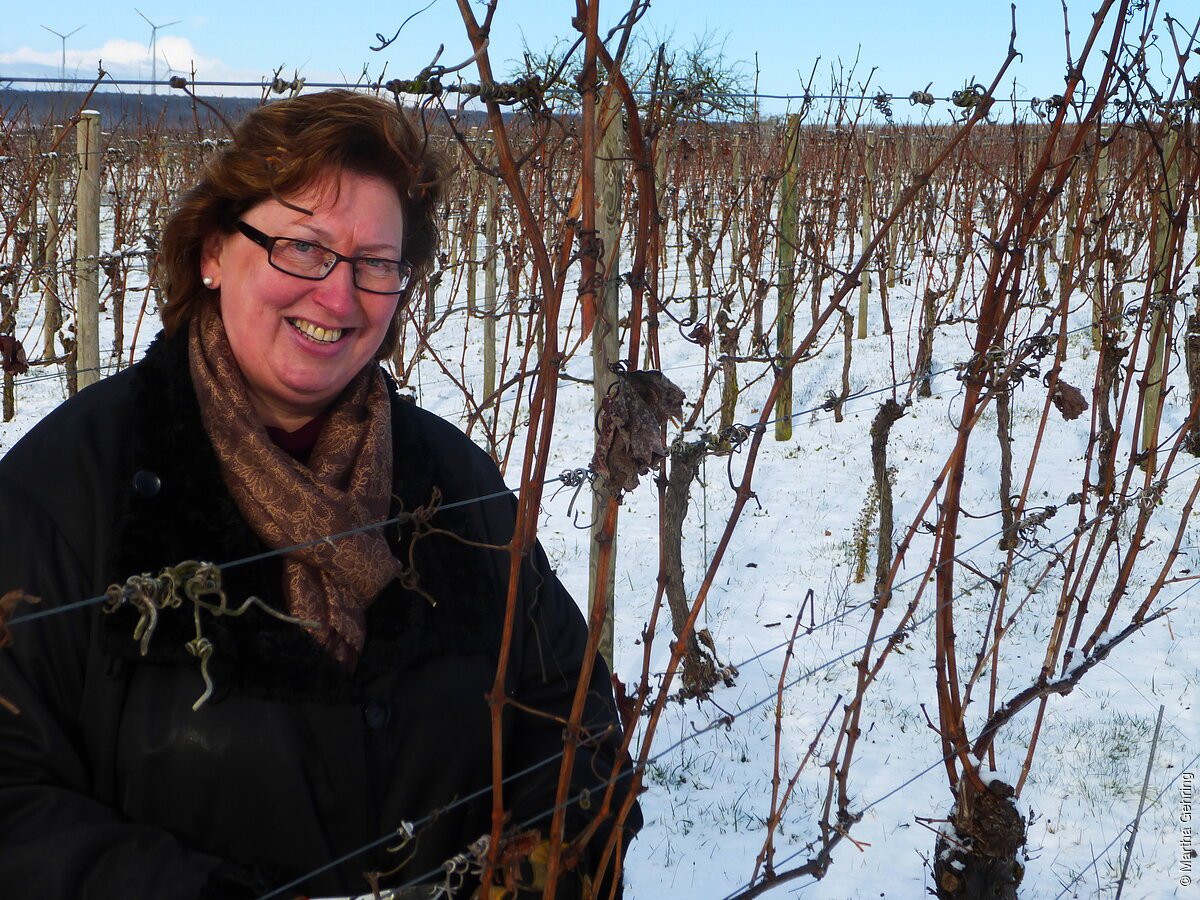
<box><xmin>104</xmin><ymin>656</ymin><xmax>128</xmax><ymax>681</ymax></box>
<box><xmin>133</xmin><ymin>470</ymin><xmax>161</xmax><ymax>497</ymax></box>
<box><xmin>363</xmin><ymin>698</ymin><xmax>392</xmax><ymax>730</ymax></box>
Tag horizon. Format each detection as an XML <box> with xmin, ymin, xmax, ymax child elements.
<box><xmin>4</xmin><ymin>2</ymin><xmax>1191</xmax><ymax>121</ymax></box>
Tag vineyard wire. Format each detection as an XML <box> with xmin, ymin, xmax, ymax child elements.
<box><xmin>4</xmin><ymin>487</ymin><xmax>520</xmax><ymax>628</ymax></box>
<box><xmin>394</xmin><ymin>585</ymin><xmax>1189</xmax><ymax>899</ymax></box>
<box><xmin>9</xmin><ymin>401</ymin><xmax>1198</xmax><ymax>643</ymax></box>
<box><xmin>260</xmin><ymin>531</ymin><xmax>1190</xmax><ymax>900</ymax></box>
<box><xmin>724</xmin><ymin>454</ymin><xmax>1200</xmax><ymax>680</ymax></box>
<box><xmin>10</xmin><ymin>303</ymin><xmax>1120</xmax><ymax>418</ymax></box>
<box><xmin>1048</xmin><ymin>747</ymin><xmax>1200</xmax><ymax>900</ymax></box>
<box><xmin>0</xmin><ymin>74</ymin><xmax>1149</xmax><ymax>109</ymax></box>
<box><xmin>716</xmin><ymin>755</ymin><xmax>957</xmax><ymax>900</ymax></box>
<box><xmin>719</xmin><ymin>680</ymin><xmax>1199</xmax><ymax>900</ymax></box>
<box><xmin>284</xmin><ymin>574</ymin><xmax>997</xmax><ymax>897</ymax></box>
<box><xmin>12</xmin><ymin>364</ymin><xmax>114</xmax><ymax>386</ymax></box>
<box><xmin>256</xmin><ymin>742</ymin><xmax>571</xmax><ymax>899</ymax></box>
<box><xmin>720</xmin><ymin>744</ymin><xmax>1200</xmax><ymax>899</ymax></box>
<box><xmin>0</xmin><ymin>311</ymin><xmax>1098</xmax><ymax>413</ymax></box>
<box><xmin>412</xmin><ymin>284</ymin><xmax>1171</xmax><ymax>424</ymax></box>
<box><xmin>9</xmin><ymin>283</ymin><xmax>1198</xmax><ymax>673</ymax></box>
<box><xmin>4</xmin><ymin>79</ymin><xmax>1195</xmax><ymax>900</ymax></box>
<box><xmin>1098</xmin><ymin>657</ymin><xmax>1194</xmax><ymax>749</ymax></box>
<box><xmin>240</xmin><ymin>485</ymin><xmax>1037</xmax><ymax>894</ymax></box>
<box><xmin>4</xmin><ymin>404</ymin><xmax>1186</xmax><ymax>891</ymax></box>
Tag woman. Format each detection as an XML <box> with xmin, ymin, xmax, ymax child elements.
<box><xmin>0</xmin><ymin>91</ymin><xmax>639</xmax><ymax>899</ymax></box>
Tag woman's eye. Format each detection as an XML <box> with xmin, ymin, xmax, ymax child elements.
<box><xmin>289</xmin><ymin>241</ymin><xmax>320</xmax><ymax>256</ymax></box>
<box><xmin>361</xmin><ymin>257</ymin><xmax>396</xmax><ymax>272</ymax></box>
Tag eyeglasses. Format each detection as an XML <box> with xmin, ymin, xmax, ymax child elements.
<box><xmin>235</xmin><ymin>221</ymin><xmax>413</xmax><ymax>295</ymax></box>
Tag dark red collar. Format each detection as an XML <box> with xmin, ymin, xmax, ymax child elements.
<box><xmin>265</xmin><ymin>411</ymin><xmax>330</xmax><ymax>464</ymax></box>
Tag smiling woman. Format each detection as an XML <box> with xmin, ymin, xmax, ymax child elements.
<box><xmin>202</xmin><ymin>171</ymin><xmax>408</xmax><ymax>430</ymax></box>
<box><xmin>0</xmin><ymin>90</ymin><xmax>640</xmax><ymax>899</ymax></box>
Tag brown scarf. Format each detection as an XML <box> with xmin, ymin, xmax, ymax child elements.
<box><xmin>188</xmin><ymin>304</ymin><xmax>403</xmax><ymax>669</ymax></box>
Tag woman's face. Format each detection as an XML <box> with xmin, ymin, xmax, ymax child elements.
<box><xmin>200</xmin><ymin>169</ymin><xmax>405</xmax><ymax>430</ymax></box>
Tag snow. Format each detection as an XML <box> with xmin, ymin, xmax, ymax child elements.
<box><xmin>1</xmin><ymin>172</ymin><xmax>1198</xmax><ymax>900</ymax></box>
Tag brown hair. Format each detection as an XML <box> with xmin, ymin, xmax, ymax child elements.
<box><xmin>160</xmin><ymin>89</ymin><xmax>445</xmax><ymax>357</ymax></box>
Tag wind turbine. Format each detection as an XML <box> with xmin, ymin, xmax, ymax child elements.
<box><xmin>135</xmin><ymin>9</ymin><xmax>181</xmax><ymax>94</ymax></box>
<box><xmin>39</xmin><ymin>24</ymin><xmax>84</xmax><ymax>92</ymax></box>
<box><xmin>159</xmin><ymin>49</ymin><xmax>182</xmax><ymax>84</ymax></box>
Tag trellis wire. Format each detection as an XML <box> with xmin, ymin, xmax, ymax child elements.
<box><xmin>273</xmin><ymin>572</ymin><xmax>1188</xmax><ymax>900</ymax></box>
<box><xmin>719</xmin><ymin>698</ymin><xmax>1198</xmax><ymax>900</ymax></box>
<box><xmin>0</xmin><ymin>73</ymin><xmax>1158</xmax><ymax>109</ymax></box>
<box><xmin>3</xmin><ymin>437</ymin><xmax>1190</xmax><ymax>897</ymax></box>
<box><xmin>1053</xmin><ymin>748</ymin><xmax>1200</xmax><ymax>899</ymax></box>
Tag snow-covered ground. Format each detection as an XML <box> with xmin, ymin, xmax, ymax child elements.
<box><xmin>401</xmin><ymin>233</ymin><xmax>1200</xmax><ymax>898</ymax></box>
<box><xmin>1</xmin><ymin>204</ymin><xmax>1197</xmax><ymax>900</ymax></box>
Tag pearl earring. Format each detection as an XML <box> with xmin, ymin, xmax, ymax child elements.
<box><xmin>202</xmin><ymin>276</ymin><xmax>214</xmax><ymax>288</ymax></box>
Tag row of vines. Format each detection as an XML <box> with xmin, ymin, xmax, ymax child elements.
<box><xmin>2</xmin><ymin>0</ymin><xmax>1199</xmax><ymax>896</ymax></box>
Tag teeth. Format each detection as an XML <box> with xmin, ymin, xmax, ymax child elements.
<box><xmin>290</xmin><ymin>318</ymin><xmax>343</xmax><ymax>344</ymax></box>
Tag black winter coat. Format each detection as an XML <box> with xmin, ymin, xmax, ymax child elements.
<box><xmin>0</xmin><ymin>330</ymin><xmax>639</xmax><ymax>899</ymax></box>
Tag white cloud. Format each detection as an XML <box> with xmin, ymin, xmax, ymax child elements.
<box><xmin>0</xmin><ymin>40</ymin><xmax>157</xmax><ymax>69</ymax></box>
<box><xmin>2</xmin><ymin>34</ymin><xmax>359</xmax><ymax>96</ymax></box>
<box><xmin>89</xmin><ymin>37</ymin><xmax>224</xmax><ymax>76</ymax></box>
<box><xmin>0</xmin><ymin>47</ymin><xmax>62</xmax><ymax>67</ymax></box>
<box><xmin>93</xmin><ymin>38</ymin><xmax>155</xmax><ymax>67</ymax></box>
<box><xmin>1</xmin><ymin>37</ymin><xmax>220</xmax><ymax>79</ymax></box>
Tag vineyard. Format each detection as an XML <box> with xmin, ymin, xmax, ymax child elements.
<box><xmin>2</xmin><ymin>2</ymin><xmax>1200</xmax><ymax>898</ymax></box>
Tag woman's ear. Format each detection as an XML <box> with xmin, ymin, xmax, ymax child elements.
<box><xmin>200</xmin><ymin>233</ymin><xmax>224</xmax><ymax>290</ymax></box>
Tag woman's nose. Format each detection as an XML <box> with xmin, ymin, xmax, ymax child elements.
<box><xmin>311</xmin><ymin>260</ymin><xmax>359</xmax><ymax>314</ymax></box>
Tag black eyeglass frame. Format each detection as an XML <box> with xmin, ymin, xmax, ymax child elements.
<box><xmin>234</xmin><ymin>221</ymin><xmax>413</xmax><ymax>296</ymax></box>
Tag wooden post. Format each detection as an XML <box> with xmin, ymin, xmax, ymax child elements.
<box><xmin>1</xmin><ymin>288</ymin><xmax>14</xmax><ymax>421</ymax></box>
<box><xmin>466</xmin><ymin>166</ymin><xmax>479</xmax><ymax>316</ymax></box>
<box><xmin>1091</xmin><ymin>128</ymin><xmax>1111</xmax><ymax>350</ymax></box>
<box><xmin>482</xmin><ymin>163</ymin><xmax>499</xmax><ymax>449</ymax></box>
<box><xmin>42</xmin><ymin>129</ymin><xmax>63</xmax><ymax>362</ymax></box>
<box><xmin>1186</xmin><ymin>311</ymin><xmax>1200</xmax><ymax>454</ymax></box>
<box><xmin>774</xmin><ymin>114</ymin><xmax>801</xmax><ymax>441</ymax></box>
<box><xmin>685</xmin><ymin>231</ymin><xmax>699</xmax><ymax>323</ymax></box>
<box><xmin>1140</xmin><ymin>126</ymin><xmax>1181</xmax><ymax>472</ymax></box>
<box><xmin>75</xmin><ymin>110</ymin><xmax>102</xmax><ymax>392</ymax></box>
<box><xmin>887</xmin><ymin>136</ymin><xmax>901</xmax><ymax>290</ymax></box>
<box><xmin>590</xmin><ymin>90</ymin><xmax>624</xmax><ymax>668</ymax></box>
<box><xmin>730</xmin><ymin>133</ymin><xmax>742</xmax><ymax>260</ymax></box>
<box><xmin>1059</xmin><ymin>164</ymin><xmax>1081</xmax><ymax>310</ymax></box>
<box><xmin>857</xmin><ymin>131</ymin><xmax>875</xmax><ymax>340</ymax></box>
<box><xmin>656</xmin><ymin>137</ymin><xmax>669</xmax><ymax>282</ymax></box>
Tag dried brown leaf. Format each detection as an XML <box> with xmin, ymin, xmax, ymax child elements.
<box><xmin>592</xmin><ymin>369</ymin><xmax>686</xmax><ymax>494</ymax></box>
<box><xmin>1051</xmin><ymin>381</ymin><xmax>1089</xmax><ymax>421</ymax></box>
<box><xmin>0</xmin><ymin>336</ymin><xmax>29</xmax><ymax>377</ymax></box>
<box><xmin>686</xmin><ymin>322</ymin><xmax>712</xmax><ymax>346</ymax></box>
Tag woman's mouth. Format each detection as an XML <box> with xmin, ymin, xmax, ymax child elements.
<box><xmin>288</xmin><ymin>318</ymin><xmax>344</xmax><ymax>344</ymax></box>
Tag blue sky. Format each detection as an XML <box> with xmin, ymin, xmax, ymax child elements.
<box><xmin>0</xmin><ymin>1</ymin><xmax>1179</xmax><ymax>116</ymax></box>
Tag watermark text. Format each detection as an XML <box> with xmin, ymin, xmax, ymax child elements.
<box><xmin>1182</xmin><ymin>772</ymin><xmax>1194</xmax><ymax>887</ymax></box>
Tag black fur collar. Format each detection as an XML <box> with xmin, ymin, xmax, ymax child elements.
<box><xmin>99</xmin><ymin>328</ymin><xmax>502</xmax><ymax>703</ymax></box>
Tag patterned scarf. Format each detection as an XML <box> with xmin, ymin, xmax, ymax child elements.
<box><xmin>188</xmin><ymin>304</ymin><xmax>402</xmax><ymax>669</ymax></box>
